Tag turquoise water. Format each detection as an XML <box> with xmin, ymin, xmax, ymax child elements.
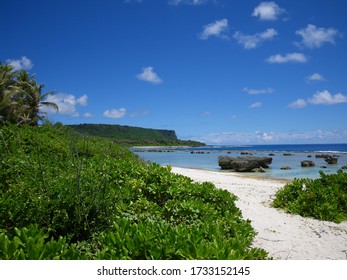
<box><xmin>132</xmin><ymin>144</ymin><xmax>347</xmax><ymax>181</ymax></box>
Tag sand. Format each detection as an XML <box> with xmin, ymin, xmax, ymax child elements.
<box><xmin>171</xmin><ymin>166</ymin><xmax>347</xmax><ymax>260</ymax></box>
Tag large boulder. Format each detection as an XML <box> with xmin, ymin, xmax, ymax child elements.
<box><xmin>218</xmin><ymin>156</ymin><xmax>273</xmax><ymax>172</ymax></box>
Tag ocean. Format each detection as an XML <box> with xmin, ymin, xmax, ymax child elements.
<box><xmin>132</xmin><ymin>143</ymin><xmax>347</xmax><ymax>181</ymax></box>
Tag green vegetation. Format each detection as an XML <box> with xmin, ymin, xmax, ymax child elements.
<box><xmin>0</xmin><ymin>124</ymin><xmax>267</xmax><ymax>259</ymax></box>
<box><xmin>272</xmin><ymin>171</ymin><xmax>347</xmax><ymax>223</ymax></box>
<box><xmin>68</xmin><ymin>123</ymin><xmax>205</xmax><ymax>147</ymax></box>
<box><xmin>0</xmin><ymin>62</ymin><xmax>58</xmax><ymax>125</ymax></box>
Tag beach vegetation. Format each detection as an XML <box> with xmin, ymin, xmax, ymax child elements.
<box><xmin>0</xmin><ymin>123</ymin><xmax>267</xmax><ymax>259</ymax></box>
<box><xmin>272</xmin><ymin>171</ymin><xmax>347</xmax><ymax>223</ymax></box>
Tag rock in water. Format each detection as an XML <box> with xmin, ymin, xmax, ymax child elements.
<box><xmin>218</xmin><ymin>156</ymin><xmax>272</xmax><ymax>172</ymax></box>
<box><xmin>301</xmin><ymin>160</ymin><xmax>315</xmax><ymax>167</ymax></box>
<box><xmin>324</xmin><ymin>155</ymin><xmax>338</xmax><ymax>164</ymax></box>
<box><xmin>281</xmin><ymin>166</ymin><xmax>291</xmax><ymax>170</ymax></box>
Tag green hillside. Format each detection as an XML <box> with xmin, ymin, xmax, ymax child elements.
<box><xmin>68</xmin><ymin>123</ymin><xmax>205</xmax><ymax>146</ymax></box>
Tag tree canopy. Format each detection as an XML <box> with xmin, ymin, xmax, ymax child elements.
<box><xmin>0</xmin><ymin>62</ymin><xmax>58</xmax><ymax>125</ymax></box>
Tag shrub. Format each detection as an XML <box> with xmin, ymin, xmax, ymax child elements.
<box><xmin>0</xmin><ymin>225</ymin><xmax>86</xmax><ymax>260</ymax></box>
<box><xmin>0</xmin><ymin>124</ymin><xmax>267</xmax><ymax>259</ymax></box>
<box><xmin>272</xmin><ymin>170</ymin><xmax>347</xmax><ymax>223</ymax></box>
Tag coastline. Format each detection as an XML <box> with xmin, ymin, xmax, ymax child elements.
<box><xmin>133</xmin><ymin>144</ymin><xmax>347</xmax><ymax>181</ymax></box>
<box><xmin>171</xmin><ymin>166</ymin><xmax>347</xmax><ymax>260</ymax></box>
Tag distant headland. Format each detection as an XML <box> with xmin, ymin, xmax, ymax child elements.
<box><xmin>67</xmin><ymin>123</ymin><xmax>205</xmax><ymax>147</ymax></box>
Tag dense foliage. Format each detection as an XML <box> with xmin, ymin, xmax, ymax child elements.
<box><xmin>68</xmin><ymin>123</ymin><xmax>205</xmax><ymax>147</ymax></box>
<box><xmin>272</xmin><ymin>171</ymin><xmax>347</xmax><ymax>223</ymax></box>
<box><xmin>68</xmin><ymin>123</ymin><xmax>178</xmax><ymax>141</ymax></box>
<box><xmin>0</xmin><ymin>63</ymin><xmax>58</xmax><ymax>125</ymax></box>
<box><xmin>0</xmin><ymin>124</ymin><xmax>267</xmax><ymax>259</ymax></box>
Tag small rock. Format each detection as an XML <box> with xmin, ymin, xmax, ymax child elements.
<box><xmin>301</xmin><ymin>160</ymin><xmax>315</xmax><ymax>167</ymax></box>
<box><xmin>281</xmin><ymin>166</ymin><xmax>291</xmax><ymax>170</ymax></box>
<box><xmin>324</xmin><ymin>156</ymin><xmax>338</xmax><ymax>164</ymax></box>
<box><xmin>241</xmin><ymin>151</ymin><xmax>253</xmax><ymax>155</ymax></box>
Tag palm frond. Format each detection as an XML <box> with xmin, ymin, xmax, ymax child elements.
<box><xmin>40</xmin><ymin>101</ymin><xmax>59</xmax><ymax>112</ymax></box>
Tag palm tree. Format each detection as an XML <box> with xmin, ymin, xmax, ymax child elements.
<box><xmin>0</xmin><ymin>62</ymin><xmax>58</xmax><ymax>125</ymax></box>
<box><xmin>15</xmin><ymin>70</ymin><xmax>58</xmax><ymax>125</ymax></box>
<box><xmin>0</xmin><ymin>63</ymin><xmax>17</xmax><ymax>123</ymax></box>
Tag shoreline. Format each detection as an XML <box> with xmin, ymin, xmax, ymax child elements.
<box><xmin>172</xmin><ymin>165</ymin><xmax>293</xmax><ymax>184</ymax></box>
<box><xmin>133</xmin><ymin>145</ymin><xmax>347</xmax><ymax>181</ymax></box>
<box><xmin>171</xmin><ymin>166</ymin><xmax>347</xmax><ymax>260</ymax></box>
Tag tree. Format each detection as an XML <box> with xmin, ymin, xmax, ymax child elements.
<box><xmin>0</xmin><ymin>63</ymin><xmax>17</xmax><ymax>123</ymax></box>
<box><xmin>0</xmin><ymin>62</ymin><xmax>58</xmax><ymax>125</ymax></box>
<box><xmin>15</xmin><ymin>70</ymin><xmax>58</xmax><ymax>125</ymax></box>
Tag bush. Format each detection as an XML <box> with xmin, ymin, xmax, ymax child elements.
<box><xmin>0</xmin><ymin>225</ymin><xmax>86</xmax><ymax>260</ymax></box>
<box><xmin>0</xmin><ymin>124</ymin><xmax>267</xmax><ymax>259</ymax></box>
<box><xmin>272</xmin><ymin>170</ymin><xmax>347</xmax><ymax>223</ymax></box>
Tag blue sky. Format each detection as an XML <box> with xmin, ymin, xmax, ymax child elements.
<box><xmin>1</xmin><ymin>0</ymin><xmax>347</xmax><ymax>144</ymax></box>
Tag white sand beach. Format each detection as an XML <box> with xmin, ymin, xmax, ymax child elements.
<box><xmin>171</xmin><ymin>167</ymin><xmax>347</xmax><ymax>260</ymax></box>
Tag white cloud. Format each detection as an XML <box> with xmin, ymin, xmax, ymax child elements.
<box><xmin>289</xmin><ymin>90</ymin><xmax>347</xmax><ymax>109</ymax></box>
<box><xmin>308</xmin><ymin>90</ymin><xmax>347</xmax><ymax>105</ymax></box>
<box><xmin>233</xmin><ymin>28</ymin><xmax>278</xmax><ymax>49</ymax></box>
<box><xmin>266</xmin><ymin>53</ymin><xmax>308</xmax><ymax>64</ymax></box>
<box><xmin>295</xmin><ymin>24</ymin><xmax>340</xmax><ymax>49</ymax></box>
<box><xmin>249</xmin><ymin>102</ymin><xmax>262</xmax><ymax>108</ymax></box>
<box><xmin>193</xmin><ymin>129</ymin><xmax>347</xmax><ymax>145</ymax></box>
<box><xmin>76</xmin><ymin>94</ymin><xmax>88</xmax><ymax>106</ymax></box>
<box><xmin>262</xmin><ymin>133</ymin><xmax>274</xmax><ymax>141</ymax></box>
<box><xmin>169</xmin><ymin>0</ymin><xmax>208</xmax><ymax>5</ymax></box>
<box><xmin>255</xmin><ymin>131</ymin><xmax>274</xmax><ymax>141</ymax></box>
<box><xmin>306</xmin><ymin>73</ymin><xmax>325</xmax><ymax>83</ymax></box>
<box><xmin>136</xmin><ymin>66</ymin><xmax>162</xmax><ymax>84</ymax></box>
<box><xmin>288</xmin><ymin>99</ymin><xmax>307</xmax><ymax>109</ymax></box>
<box><xmin>83</xmin><ymin>112</ymin><xmax>93</xmax><ymax>117</ymax></box>
<box><xmin>198</xmin><ymin>19</ymin><xmax>229</xmax><ymax>40</ymax></box>
<box><xmin>103</xmin><ymin>108</ymin><xmax>126</xmax><ymax>119</ymax></box>
<box><xmin>6</xmin><ymin>56</ymin><xmax>33</xmax><ymax>71</ymax></box>
<box><xmin>243</xmin><ymin>87</ymin><xmax>274</xmax><ymax>95</ymax></box>
<box><xmin>41</xmin><ymin>93</ymin><xmax>88</xmax><ymax>116</ymax></box>
<box><xmin>252</xmin><ymin>2</ymin><xmax>285</xmax><ymax>21</ymax></box>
